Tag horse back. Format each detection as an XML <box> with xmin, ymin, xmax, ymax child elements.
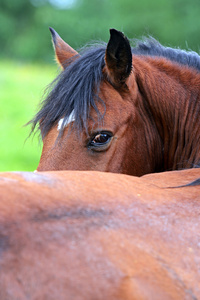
<box><xmin>0</xmin><ymin>169</ymin><xmax>199</xmax><ymax>299</ymax></box>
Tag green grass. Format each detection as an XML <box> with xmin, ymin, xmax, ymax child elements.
<box><xmin>0</xmin><ymin>60</ymin><xmax>58</xmax><ymax>172</ymax></box>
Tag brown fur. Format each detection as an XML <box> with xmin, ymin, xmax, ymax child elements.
<box><xmin>0</xmin><ymin>169</ymin><xmax>200</xmax><ymax>299</ymax></box>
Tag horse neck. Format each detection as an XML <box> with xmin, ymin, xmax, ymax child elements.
<box><xmin>135</xmin><ymin>56</ymin><xmax>200</xmax><ymax>172</ymax></box>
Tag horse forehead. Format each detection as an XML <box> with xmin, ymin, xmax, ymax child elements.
<box><xmin>57</xmin><ymin>111</ymin><xmax>75</xmax><ymax>131</ymax></box>
<box><xmin>56</xmin><ymin>83</ymin><xmax>134</xmax><ymax>132</ymax></box>
<box><xmin>99</xmin><ymin>82</ymin><xmax>133</xmax><ymax>111</ymax></box>
<box><xmin>100</xmin><ymin>81</ymin><xmax>123</xmax><ymax>99</ymax></box>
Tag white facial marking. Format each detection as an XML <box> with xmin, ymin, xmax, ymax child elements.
<box><xmin>57</xmin><ymin>111</ymin><xmax>75</xmax><ymax>131</ymax></box>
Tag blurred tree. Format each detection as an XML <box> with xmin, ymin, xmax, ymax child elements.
<box><xmin>0</xmin><ymin>0</ymin><xmax>199</xmax><ymax>62</ymax></box>
<box><xmin>0</xmin><ymin>0</ymin><xmax>36</xmax><ymax>59</ymax></box>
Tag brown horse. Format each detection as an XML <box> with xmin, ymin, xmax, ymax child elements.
<box><xmin>30</xmin><ymin>28</ymin><xmax>200</xmax><ymax>175</ymax></box>
<box><xmin>0</xmin><ymin>169</ymin><xmax>200</xmax><ymax>299</ymax></box>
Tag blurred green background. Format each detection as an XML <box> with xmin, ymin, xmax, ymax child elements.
<box><xmin>1</xmin><ymin>0</ymin><xmax>200</xmax><ymax>171</ymax></box>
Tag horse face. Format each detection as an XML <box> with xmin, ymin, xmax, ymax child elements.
<box><xmin>36</xmin><ymin>29</ymin><xmax>155</xmax><ymax>175</ymax></box>
<box><xmin>38</xmin><ymin>79</ymin><xmax>151</xmax><ymax>176</ymax></box>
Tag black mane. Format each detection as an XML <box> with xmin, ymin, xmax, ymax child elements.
<box><xmin>132</xmin><ymin>37</ymin><xmax>200</xmax><ymax>71</ymax></box>
<box><xmin>29</xmin><ymin>37</ymin><xmax>200</xmax><ymax>138</ymax></box>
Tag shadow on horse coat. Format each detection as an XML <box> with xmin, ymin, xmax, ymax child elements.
<box><xmin>0</xmin><ymin>169</ymin><xmax>200</xmax><ymax>299</ymax></box>
<box><xmin>29</xmin><ymin>29</ymin><xmax>200</xmax><ymax>175</ymax></box>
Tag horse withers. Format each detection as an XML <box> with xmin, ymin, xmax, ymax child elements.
<box><xmin>0</xmin><ymin>169</ymin><xmax>200</xmax><ymax>299</ymax></box>
<box><xmin>30</xmin><ymin>28</ymin><xmax>200</xmax><ymax>175</ymax></box>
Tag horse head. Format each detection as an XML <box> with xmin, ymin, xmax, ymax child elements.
<box><xmin>31</xmin><ymin>29</ymin><xmax>200</xmax><ymax>175</ymax></box>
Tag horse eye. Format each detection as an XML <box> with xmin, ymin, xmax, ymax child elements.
<box><xmin>93</xmin><ymin>133</ymin><xmax>110</xmax><ymax>144</ymax></box>
<box><xmin>88</xmin><ymin>132</ymin><xmax>113</xmax><ymax>151</ymax></box>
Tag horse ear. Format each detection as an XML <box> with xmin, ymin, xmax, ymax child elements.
<box><xmin>49</xmin><ymin>27</ymin><xmax>79</xmax><ymax>69</ymax></box>
<box><xmin>105</xmin><ymin>29</ymin><xmax>132</xmax><ymax>86</ymax></box>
